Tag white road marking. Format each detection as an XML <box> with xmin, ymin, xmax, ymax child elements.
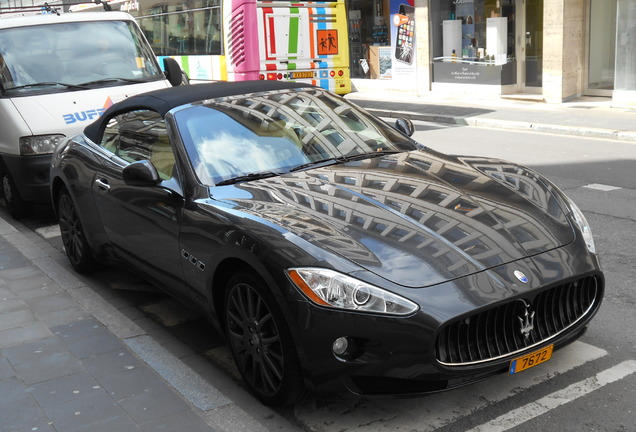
<box><xmin>583</xmin><ymin>183</ymin><xmax>622</xmax><ymax>192</ymax></box>
<box><xmin>294</xmin><ymin>341</ymin><xmax>607</xmax><ymax>432</ymax></box>
<box><xmin>35</xmin><ymin>224</ymin><xmax>61</xmax><ymax>239</ymax></box>
<box><xmin>466</xmin><ymin>360</ymin><xmax>636</xmax><ymax>432</ymax></box>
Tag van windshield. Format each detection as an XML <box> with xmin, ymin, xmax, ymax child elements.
<box><xmin>0</xmin><ymin>20</ymin><xmax>163</xmax><ymax>94</ymax></box>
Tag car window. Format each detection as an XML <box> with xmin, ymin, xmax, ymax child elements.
<box><xmin>175</xmin><ymin>88</ymin><xmax>419</xmax><ymax>186</ymax></box>
<box><xmin>100</xmin><ymin>109</ymin><xmax>176</xmax><ymax>180</ymax></box>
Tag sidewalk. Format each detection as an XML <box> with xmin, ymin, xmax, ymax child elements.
<box><xmin>0</xmin><ymin>214</ymin><xmax>298</xmax><ymax>432</ymax></box>
<box><xmin>346</xmin><ymin>80</ymin><xmax>636</xmax><ymax>142</ymax></box>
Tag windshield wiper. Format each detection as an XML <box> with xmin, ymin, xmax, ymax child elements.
<box><xmin>344</xmin><ymin>150</ymin><xmax>402</xmax><ymax>161</ymax></box>
<box><xmin>7</xmin><ymin>82</ymin><xmax>90</xmax><ymax>91</ymax></box>
<box><xmin>215</xmin><ymin>171</ymin><xmax>281</xmax><ymax>186</ymax></box>
<box><xmin>289</xmin><ymin>152</ymin><xmax>400</xmax><ymax>173</ymax></box>
<box><xmin>288</xmin><ymin>157</ymin><xmax>346</xmax><ymax>173</ymax></box>
<box><xmin>79</xmin><ymin>77</ymin><xmax>146</xmax><ymax>86</ymax></box>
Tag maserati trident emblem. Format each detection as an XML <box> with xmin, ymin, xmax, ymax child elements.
<box><xmin>518</xmin><ymin>300</ymin><xmax>535</xmax><ymax>339</ymax></box>
<box><xmin>514</xmin><ymin>270</ymin><xmax>529</xmax><ymax>284</ymax></box>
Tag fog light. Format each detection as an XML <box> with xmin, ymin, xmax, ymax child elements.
<box><xmin>333</xmin><ymin>337</ymin><xmax>349</xmax><ymax>356</ymax></box>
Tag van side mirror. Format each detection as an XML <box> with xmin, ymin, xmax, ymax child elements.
<box><xmin>395</xmin><ymin>118</ymin><xmax>415</xmax><ymax>137</ymax></box>
<box><xmin>163</xmin><ymin>57</ymin><xmax>184</xmax><ymax>87</ymax></box>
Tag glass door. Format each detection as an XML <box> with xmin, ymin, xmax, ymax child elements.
<box><xmin>587</xmin><ymin>0</ymin><xmax>617</xmax><ymax>95</ymax></box>
<box><xmin>524</xmin><ymin>0</ymin><xmax>543</xmax><ymax>89</ymax></box>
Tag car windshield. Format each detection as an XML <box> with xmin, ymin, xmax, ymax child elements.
<box><xmin>174</xmin><ymin>88</ymin><xmax>420</xmax><ymax>186</ymax></box>
<box><xmin>0</xmin><ymin>20</ymin><xmax>163</xmax><ymax>94</ymax></box>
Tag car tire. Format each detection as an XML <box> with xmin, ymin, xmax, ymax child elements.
<box><xmin>57</xmin><ymin>187</ymin><xmax>97</xmax><ymax>273</ymax></box>
<box><xmin>224</xmin><ymin>271</ymin><xmax>303</xmax><ymax>406</ymax></box>
<box><xmin>1</xmin><ymin>168</ymin><xmax>32</xmax><ymax>220</ymax></box>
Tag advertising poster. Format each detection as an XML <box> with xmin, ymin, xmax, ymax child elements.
<box><xmin>390</xmin><ymin>0</ymin><xmax>417</xmax><ymax>83</ymax></box>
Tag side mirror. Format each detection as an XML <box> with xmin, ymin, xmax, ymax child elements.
<box><xmin>163</xmin><ymin>57</ymin><xmax>184</xmax><ymax>87</ymax></box>
<box><xmin>395</xmin><ymin>118</ymin><xmax>415</xmax><ymax>137</ymax></box>
<box><xmin>122</xmin><ymin>160</ymin><xmax>162</xmax><ymax>187</ymax></box>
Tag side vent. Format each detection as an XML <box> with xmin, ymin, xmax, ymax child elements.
<box><xmin>228</xmin><ymin>10</ymin><xmax>246</xmax><ymax>67</ymax></box>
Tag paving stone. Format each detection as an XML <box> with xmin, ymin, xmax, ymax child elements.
<box><xmin>67</xmin><ymin>414</ymin><xmax>142</xmax><ymax>432</ymax></box>
<box><xmin>65</xmin><ymin>331</ymin><xmax>126</xmax><ymax>360</ymax></box>
<box><xmin>32</xmin><ymin>371</ymin><xmax>104</xmax><ymax>408</ymax></box>
<box><xmin>10</xmin><ymin>273</ymin><xmax>55</xmax><ymax>293</ymax></box>
<box><xmin>0</xmin><ymin>356</ymin><xmax>16</xmax><ymax>380</ymax></box>
<box><xmin>0</xmin><ymin>322</ymin><xmax>53</xmax><ymax>349</ymax></box>
<box><xmin>4</xmin><ymin>338</ymin><xmax>83</xmax><ymax>385</ymax></box>
<box><xmin>0</xmin><ymin>264</ymin><xmax>42</xmax><ymax>282</ymax></box>
<box><xmin>25</xmin><ymin>291</ymin><xmax>78</xmax><ymax>315</ymax></box>
<box><xmin>0</xmin><ymin>218</ymin><xmax>222</xmax><ymax>432</ymax></box>
<box><xmin>0</xmin><ymin>395</ymin><xmax>53</xmax><ymax>432</ymax></box>
<box><xmin>14</xmin><ymin>280</ymin><xmax>63</xmax><ymax>301</ymax></box>
<box><xmin>40</xmin><ymin>391</ymin><xmax>128</xmax><ymax>432</ymax></box>
<box><xmin>0</xmin><ymin>240</ymin><xmax>31</xmax><ymax>271</ymax></box>
<box><xmin>140</xmin><ymin>409</ymin><xmax>215</xmax><ymax>432</ymax></box>
<box><xmin>97</xmin><ymin>366</ymin><xmax>169</xmax><ymax>402</ymax></box>
<box><xmin>0</xmin><ymin>286</ymin><xmax>16</xmax><ymax>300</ymax></box>
<box><xmin>52</xmin><ymin>318</ymin><xmax>107</xmax><ymax>341</ymax></box>
<box><xmin>0</xmin><ymin>376</ymin><xmax>30</xmax><ymax>404</ymax></box>
<box><xmin>0</xmin><ymin>308</ymin><xmax>36</xmax><ymax>331</ymax></box>
<box><xmin>81</xmin><ymin>347</ymin><xmax>145</xmax><ymax>379</ymax></box>
<box><xmin>0</xmin><ymin>298</ymin><xmax>28</xmax><ymax>314</ymax></box>
<box><xmin>3</xmin><ymin>337</ymin><xmax>68</xmax><ymax>365</ymax></box>
<box><xmin>119</xmin><ymin>385</ymin><xmax>189</xmax><ymax>424</ymax></box>
<box><xmin>39</xmin><ymin>306</ymin><xmax>91</xmax><ymax>328</ymax></box>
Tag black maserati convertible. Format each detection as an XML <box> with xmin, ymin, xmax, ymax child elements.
<box><xmin>50</xmin><ymin>81</ymin><xmax>604</xmax><ymax>406</ymax></box>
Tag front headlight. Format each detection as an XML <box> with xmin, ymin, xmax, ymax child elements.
<box><xmin>288</xmin><ymin>268</ymin><xmax>419</xmax><ymax>316</ymax></box>
<box><xmin>20</xmin><ymin>135</ymin><xmax>66</xmax><ymax>155</ymax></box>
<box><xmin>567</xmin><ymin>198</ymin><xmax>596</xmax><ymax>254</ymax></box>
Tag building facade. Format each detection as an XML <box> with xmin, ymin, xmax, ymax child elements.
<box><xmin>348</xmin><ymin>0</ymin><xmax>636</xmax><ymax>107</ymax></box>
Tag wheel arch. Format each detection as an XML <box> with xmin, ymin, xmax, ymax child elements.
<box><xmin>215</xmin><ymin>258</ymin><xmax>305</xmax><ymax>405</ymax></box>
<box><xmin>50</xmin><ymin>175</ymin><xmax>68</xmax><ymax>216</ymax></box>
<box><xmin>210</xmin><ymin>257</ymin><xmax>295</xmax><ymax>336</ymax></box>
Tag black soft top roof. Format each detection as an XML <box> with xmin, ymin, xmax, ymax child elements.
<box><xmin>83</xmin><ymin>80</ymin><xmax>315</xmax><ymax>143</ymax></box>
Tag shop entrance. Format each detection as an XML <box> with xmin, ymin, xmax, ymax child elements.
<box><xmin>347</xmin><ymin>0</ymin><xmax>389</xmax><ymax>79</ymax></box>
<box><xmin>517</xmin><ymin>0</ymin><xmax>543</xmax><ymax>93</ymax></box>
<box><xmin>586</xmin><ymin>0</ymin><xmax>617</xmax><ymax>96</ymax></box>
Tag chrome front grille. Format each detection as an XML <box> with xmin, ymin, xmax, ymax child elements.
<box><xmin>436</xmin><ymin>276</ymin><xmax>602</xmax><ymax>366</ymax></box>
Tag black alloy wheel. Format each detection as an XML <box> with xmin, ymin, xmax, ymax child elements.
<box><xmin>57</xmin><ymin>187</ymin><xmax>96</xmax><ymax>273</ymax></box>
<box><xmin>224</xmin><ymin>271</ymin><xmax>303</xmax><ymax>406</ymax></box>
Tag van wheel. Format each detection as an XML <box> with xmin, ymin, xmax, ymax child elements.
<box><xmin>1</xmin><ymin>170</ymin><xmax>32</xmax><ymax>220</ymax></box>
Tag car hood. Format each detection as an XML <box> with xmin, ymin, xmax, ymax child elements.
<box><xmin>212</xmin><ymin>150</ymin><xmax>574</xmax><ymax>288</ymax></box>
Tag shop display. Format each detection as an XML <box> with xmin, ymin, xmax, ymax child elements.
<box><xmin>486</xmin><ymin>17</ymin><xmax>508</xmax><ymax>65</ymax></box>
<box><xmin>443</xmin><ymin>19</ymin><xmax>462</xmax><ymax>61</ymax></box>
<box><xmin>394</xmin><ymin>3</ymin><xmax>414</xmax><ymax>64</ymax></box>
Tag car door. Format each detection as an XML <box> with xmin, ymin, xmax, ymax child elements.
<box><xmin>91</xmin><ymin>109</ymin><xmax>187</xmax><ymax>293</ymax></box>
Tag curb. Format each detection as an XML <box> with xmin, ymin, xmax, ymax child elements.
<box><xmin>362</xmin><ymin>108</ymin><xmax>636</xmax><ymax>143</ymax></box>
<box><xmin>0</xmin><ymin>214</ymin><xmax>299</xmax><ymax>432</ymax></box>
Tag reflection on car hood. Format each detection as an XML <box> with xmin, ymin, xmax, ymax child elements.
<box><xmin>216</xmin><ymin>150</ymin><xmax>574</xmax><ymax>287</ymax></box>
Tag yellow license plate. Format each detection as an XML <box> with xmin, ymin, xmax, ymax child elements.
<box><xmin>509</xmin><ymin>344</ymin><xmax>553</xmax><ymax>374</ymax></box>
<box><xmin>290</xmin><ymin>71</ymin><xmax>314</xmax><ymax>79</ymax></box>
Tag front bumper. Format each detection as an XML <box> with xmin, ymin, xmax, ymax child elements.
<box><xmin>284</xmin><ymin>240</ymin><xmax>604</xmax><ymax>396</ymax></box>
<box><xmin>1</xmin><ymin>153</ymin><xmax>52</xmax><ymax>204</ymax></box>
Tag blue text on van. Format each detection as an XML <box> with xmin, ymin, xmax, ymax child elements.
<box><xmin>63</xmin><ymin>109</ymin><xmax>106</xmax><ymax>124</ymax></box>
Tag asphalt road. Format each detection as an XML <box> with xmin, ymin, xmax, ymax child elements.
<box><xmin>9</xmin><ymin>122</ymin><xmax>636</xmax><ymax>432</ymax></box>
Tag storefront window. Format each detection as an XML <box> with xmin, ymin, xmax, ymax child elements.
<box><xmin>431</xmin><ymin>0</ymin><xmax>516</xmax><ymax>85</ymax></box>
<box><xmin>615</xmin><ymin>0</ymin><xmax>636</xmax><ymax>91</ymax></box>
<box><xmin>588</xmin><ymin>0</ymin><xmax>616</xmax><ymax>91</ymax></box>
<box><xmin>347</xmin><ymin>0</ymin><xmax>390</xmax><ymax>78</ymax></box>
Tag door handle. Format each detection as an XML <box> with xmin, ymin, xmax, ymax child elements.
<box><xmin>95</xmin><ymin>178</ymin><xmax>110</xmax><ymax>191</ymax></box>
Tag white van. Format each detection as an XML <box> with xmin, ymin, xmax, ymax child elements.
<box><xmin>0</xmin><ymin>11</ymin><xmax>183</xmax><ymax>218</ymax></box>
